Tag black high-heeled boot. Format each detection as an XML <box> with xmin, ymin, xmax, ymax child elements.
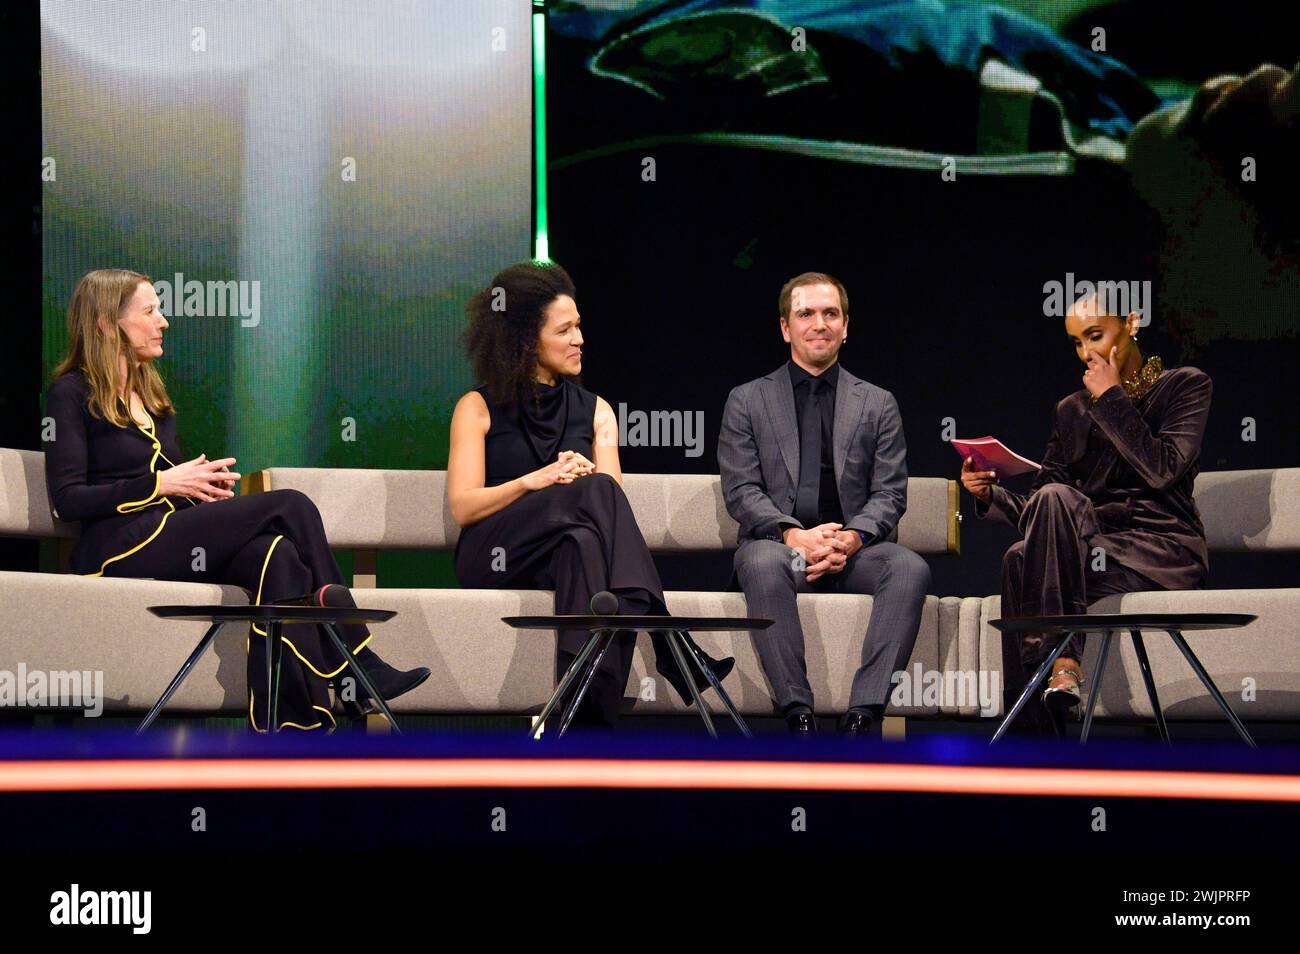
<box><xmin>275</xmin><ymin>585</ymin><xmax>431</xmax><ymax>718</ymax></box>
<box><xmin>338</xmin><ymin>646</ymin><xmax>431</xmax><ymax>711</ymax></box>
<box><xmin>330</xmin><ymin>647</ymin><xmax>431</xmax><ymax>722</ymax></box>
<box><xmin>651</xmin><ymin>630</ymin><xmax>734</xmax><ymax>707</ymax></box>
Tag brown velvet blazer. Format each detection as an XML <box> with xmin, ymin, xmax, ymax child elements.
<box><xmin>979</xmin><ymin>365</ymin><xmax>1212</xmax><ymax>589</ymax></box>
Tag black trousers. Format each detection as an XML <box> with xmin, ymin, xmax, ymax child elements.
<box><xmin>455</xmin><ymin>474</ymin><xmax>674</xmax><ymax>728</ymax></box>
<box><xmin>105</xmin><ymin>490</ymin><xmax>369</xmax><ymax>731</ymax></box>
<box><xmin>1001</xmin><ymin>484</ymin><xmax>1165</xmax><ymax>732</ymax></box>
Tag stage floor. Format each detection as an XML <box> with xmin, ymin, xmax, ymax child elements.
<box><xmin>1</xmin><ymin>728</ymin><xmax>1290</xmax><ymax>934</ymax></box>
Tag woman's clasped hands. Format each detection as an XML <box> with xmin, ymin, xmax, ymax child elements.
<box><xmin>522</xmin><ymin>450</ymin><xmax>596</xmax><ymax>491</ymax></box>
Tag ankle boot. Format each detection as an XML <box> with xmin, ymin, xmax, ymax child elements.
<box><xmin>651</xmin><ymin>630</ymin><xmax>734</xmax><ymax>707</ymax></box>
<box><xmin>277</xmin><ymin>585</ymin><xmax>431</xmax><ymax>716</ymax></box>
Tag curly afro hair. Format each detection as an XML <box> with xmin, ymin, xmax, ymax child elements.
<box><xmin>464</xmin><ymin>260</ymin><xmax>577</xmax><ymax>407</ymax></box>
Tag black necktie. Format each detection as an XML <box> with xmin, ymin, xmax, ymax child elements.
<box><xmin>795</xmin><ymin>377</ymin><xmax>822</xmax><ymax>527</ymax></box>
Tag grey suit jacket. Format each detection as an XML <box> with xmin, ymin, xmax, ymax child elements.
<box><xmin>718</xmin><ymin>362</ymin><xmax>908</xmax><ymax>546</ymax></box>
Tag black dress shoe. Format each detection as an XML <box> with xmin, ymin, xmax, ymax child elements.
<box><xmin>838</xmin><ymin>708</ymin><xmax>877</xmax><ymax>737</ymax></box>
<box><xmin>785</xmin><ymin>708</ymin><xmax>817</xmax><ymax>736</ymax></box>
<box><xmin>652</xmin><ymin>631</ymin><xmax>735</xmax><ymax>707</ymax></box>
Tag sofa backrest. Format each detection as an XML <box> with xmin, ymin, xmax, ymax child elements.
<box><xmin>4</xmin><ymin>446</ymin><xmax>1297</xmax><ymax>557</ymax></box>
<box><xmin>246</xmin><ymin>467</ymin><xmax>961</xmax><ymax>554</ymax></box>
<box><xmin>1193</xmin><ymin>468</ymin><xmax>1300</xmax><ymax>552</ymax></box>
<box><xmin>0</xmin><ymin>447</ymin><xmax>76</xmax><ymax>539</ymax></box>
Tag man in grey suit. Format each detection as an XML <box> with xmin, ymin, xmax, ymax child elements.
<box><xmin>718</xmin><ymin>272</ymin><xmax>930</xmax><ymax>736</ymax></box>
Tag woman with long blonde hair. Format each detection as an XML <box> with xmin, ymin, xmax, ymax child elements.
<box><xmin>45</xmin><ymin>268</ymin><xmax>428</xmax><ymax>731</ymax></box>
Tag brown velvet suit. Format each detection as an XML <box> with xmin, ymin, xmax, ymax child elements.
<box><xmin>977</xmin><ymin>366</ymin><xmax>1212</xmax><ymax>698</ymax></box>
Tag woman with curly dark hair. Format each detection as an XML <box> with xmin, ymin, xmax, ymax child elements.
<box><xmin>447</xmin><ymin>260</ymin><xmax>734</xmax><ymax>730</ymax></box>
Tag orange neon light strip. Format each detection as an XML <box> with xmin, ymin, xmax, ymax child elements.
<box><xmin>0</xmin><ymin>759</ymin><xmax>1297</xmax><ymax>802</ymax></box>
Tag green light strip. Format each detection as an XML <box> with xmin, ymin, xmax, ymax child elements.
<box><xmin>532</xmin><ymin>10</ymin><xmax>549</xmax><ymax>262</ymax></box>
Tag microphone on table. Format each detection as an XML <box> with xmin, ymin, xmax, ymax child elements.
<box><xmin>589</xmin><ymin>590</ymin><xmax>619</xmax><ymax>616</ymax></box>
<box><xmin>273</xmin><ymin>584</ymin><xmax>349</xmax><ymax>608</ymax></box>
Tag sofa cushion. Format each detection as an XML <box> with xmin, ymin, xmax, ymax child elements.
<box><xmin>352</xmin><ymin>588</ymin><xmax>947</xmax><ymax>717</ymax></box>
<box><xmin>0</xmin><ymin>448</ymin><xmax>76</xmax><ymax>538</ymax></box>
<box><xmin>621</xmin><ymin>472</ymin><xmax>955</xmax><ymax>554</ymax></box>
<box><xmin>248</xmin><ymin>468</ymin><xmax>452</xmax><ymax>549</ymax></box>
<box><xmin>0</xmin><ymin>571</ymin><xmax>249</xmax><ymax>715</ymax></box>
<box><xmin>1194</xmin><ymin>469</ymin><xmax>1300</xmax><ymax>551</ymax></box>
<box><xmin>253</xmin><ymin>468</ymin><xmax>959</xmax><ymax>554</ymax></box>
<box><xmin>1082</xmin><ymin>588</ymin><xmax>1300</xmax><ymax>721</ymax></box>
<box><xmin>980</xmin><ymin>589</ymin><xmax>1300</xmax><ymax>720</ymax></box>
<box><xmin>937</xmin><ymin>596</ymin><xmax>988</xmax><ymax>716</ymax></box>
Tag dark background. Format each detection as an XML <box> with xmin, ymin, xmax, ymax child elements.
<box><xmin>549</xmin><ymin>143</ymin><xmax>1298</xmax><ymax>598</ymax></box>
<box><xmin>544</xmin><ymin>0</ymin><xmax>1299</xmax><ymax>598</ymax></box>
<box><xmin>4</xmin><ymin>0</ymin><xmax>1296</xmax><ymax>600</ymax></box>
<box><xmin>1</xmin><ymin>1</ymin><xmax>43</xmax><ymax>578</ymax></box>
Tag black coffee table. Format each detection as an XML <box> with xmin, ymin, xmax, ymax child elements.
<box><xmin>989</xmin><ymin>613</ymin><xmax>1257</xmax><ymax>747</ymax></box>
<box><xmin>503</xmin><ymin>615</ymin><xmax>772</xmax><ymax>739</ymax></box>
<box><xmin>144</xmin><ymin>605</ymin><xmax>399</xmax><ymax>734</ymax></box>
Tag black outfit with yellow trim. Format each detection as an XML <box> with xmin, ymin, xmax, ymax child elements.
<box><xmin>454</xmin><ymin>378</ymin><xmax>696</xmax><ymax>728</ymax></box>
<box><xmin>44</xmin><ymin>370</ymin><xmax>369</xmax><ymax>731</ymax></box>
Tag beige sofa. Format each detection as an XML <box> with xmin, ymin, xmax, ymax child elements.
<box><xmin>0</xmin><ymin>448</ymin><xmax>963</xmax><ymax>721</ymax></box>
<box><xmin>3</xmin><ymin>444</ymin><xmax>1297</xmax><ymax>727</ymax></box>
<box><xmin>0</xmin><ymin>448</ymin><xmax>249</xmax><ymax>715</ymax></box>
<box><xmin>240</xmin><ymin>468</ymin><xmax>966</xmax><ymax>720</ymax></box>
<box><xmin>979</xmin><ymin>469</ymin><xmax>1300</xmax><ymax>719</ymax></box>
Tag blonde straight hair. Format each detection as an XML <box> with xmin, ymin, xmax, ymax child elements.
<box><xmin>52</xmin><ymin>269</ymin><xmax>175</xmax><ymax>427</ymax></box>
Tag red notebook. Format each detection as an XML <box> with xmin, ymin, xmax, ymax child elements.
<box><xmin>950</xmin><ymin>437</ymin><xmax>1041</xmax><ymax>476</ymax></box>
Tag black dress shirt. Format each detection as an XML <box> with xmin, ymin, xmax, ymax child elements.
<box><xmin>787</xmin><ymin>360</ymin><xmax>844</xmax><ymax>527</ymax></box>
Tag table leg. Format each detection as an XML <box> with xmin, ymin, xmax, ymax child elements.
<box><xmin>268</xmin><ymin>622</ymin><xmax>285</xmax><ymax>734</ymax></box>
<box><xmin>1130</xmin><ymin>628</ymin><xmax>1170</xmax><ymax>743</ymax></box>
<box><xmin>666</xmin><ymin>630</ymin><xmax>715</xmax><ymax>738</ymax></box>
<box><xmin>1080</xmin><ymin>630</ymin><xmax>1112</xmax><ymax>745</ymax></box>
<box><xmin>557</xmin><ymin>630</ymin><xmax>614</xmax><ymax>738</ymax></box>
<box><xmin>263</xmin><ymin>621</ymin><xmax>275</xmax><ymax>733</ymax></box>
<box><xmin>321</xmin><ymin>623</ymin><xmax>402</xmax><ymax>735</ymax></box>
<box><xmin>990</xmin><ymin>631</ymin><xmax>1075</xmax><ymax>744</ymax></box>
<box><xmin>674</xmin><ymin>630</ymin><xmax>751</xmax><ymax>737</ymax></box>
<box><xmin>529</xmin><ymin>630</ymin><xmax>604</xmax><ymax>740</ymax></box>
<box><xmin>137</xmin><ymin>622</ymin><xmax>224</xmax><ymax>734</ymax></box>
<box><xmin>1167</xmin><ymin>629</ymin><xmax>1257</xmax><ymax>749</ymax></box>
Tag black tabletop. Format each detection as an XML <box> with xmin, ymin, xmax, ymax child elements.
<box><xmin>503</xmin><ymin>615</ymin><xmax>773</xmax><ymax>632</ymax></box>
<box><xmin>990</xmin><ymin>613</ymin><xmax>1256</xmax><ymax>635</ymax></box>
<box><xmin>149</xmin><ymin>605</ymin><xmax>396</xmax><ymax>624</ymax></box>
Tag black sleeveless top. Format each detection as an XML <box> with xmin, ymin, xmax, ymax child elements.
<box><xmin>479</xmin><ymin>378</ymin><xmax>597</xmax><ymax>487</ymax></box>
